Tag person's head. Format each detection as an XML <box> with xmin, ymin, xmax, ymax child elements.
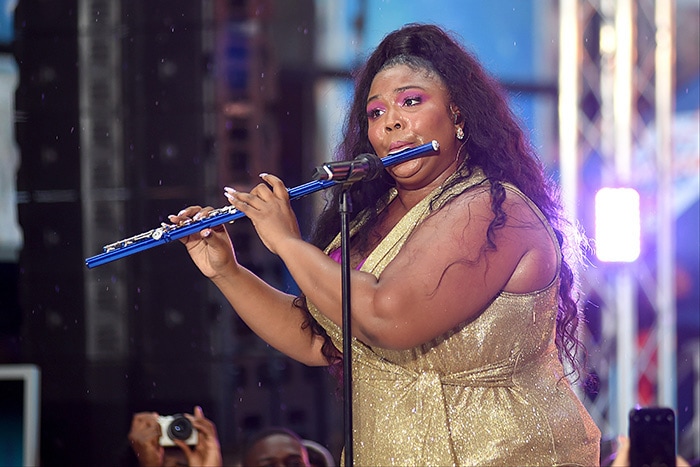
<box><xmin>318</xmin><ymin>23</ymin><xmax>558</xmax><ymax>238</ymax></box>
<box><xmin>348</xmin><ymin>25</ymin><xmax>473</xmax><ymax>149</ymax></box>
<box><xmin>340</xmin><ymin>23</ymin><xmax>537</xmax><ymax>185</ymax></box>
<box><xmin>364</xmin><ymin>55</ymin><xmax>465</xmax><ymax>190</ymax></box>
<box><xmin>242</xmin><ymin>427</ymin><xmax>310</xmax><ymax>467</ymax></box>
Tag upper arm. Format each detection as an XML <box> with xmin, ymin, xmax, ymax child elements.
<box><xmin>363</xmin><ymin>188</ymin><xmax>556</xmax><ymax>349</ymax></box>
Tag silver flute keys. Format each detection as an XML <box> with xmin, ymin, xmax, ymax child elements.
<box><xmin>101</xmin><ymin>205</ymin><xmax>239</xmax><ymax>253</ymax></box>
<box><xmin>85</xmin><ymin>140</ymin><xmax>439</xmax><ymax>268</ymax></box>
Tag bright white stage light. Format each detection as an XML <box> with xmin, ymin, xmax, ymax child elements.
<box><xmin>595</xmin><ymin>187</ymin><xmax>641</xmax><ymax>262</ymax></box>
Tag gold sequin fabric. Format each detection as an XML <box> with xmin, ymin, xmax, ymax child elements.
<box><xmin>309</xmin><ymin>170</ymin><xmax>601</xmax><ymax>466</ymax></box>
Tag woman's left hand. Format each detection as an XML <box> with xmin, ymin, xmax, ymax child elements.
<box><xmin>224</xmin><ymin>173</ymin><xmax>302</xmax><ymax>255</ymax></box>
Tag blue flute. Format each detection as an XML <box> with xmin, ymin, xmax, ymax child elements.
<box><xmin>85</xmin><ymin>140</ymin><xmax>439</xmax><ymax>268</ymax></box>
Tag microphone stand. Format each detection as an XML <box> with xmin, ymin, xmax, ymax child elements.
<box><xmin>319</xmin><ymin>142</ymin><xmax>439</xmax><ymax>467</ymax></box>
<box><xmin>339</xmin><ymin>183</ymin><xmax>354</xmax><ymax>467</ymax></box>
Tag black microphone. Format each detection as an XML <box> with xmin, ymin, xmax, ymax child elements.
<box><xmin>312</xmin><ymin>153</ymin><xmax>385</xmax><ymax>182</ymax></box>
<box><xmin>312</xmin><ymin>140</ymin><xmax>440</xmax><ymax>183</ymax></box>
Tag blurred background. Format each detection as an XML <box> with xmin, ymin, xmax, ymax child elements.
<box><xmin>0</xmin><ymin>0</ymin><xmax>697</xmax><ymax>465</ymax></box>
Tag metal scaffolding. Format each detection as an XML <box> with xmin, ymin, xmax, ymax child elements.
<box><xmin>558</xmin><ymin>0</ymin><xmax>695</xmax><ymax>451</ymax></box>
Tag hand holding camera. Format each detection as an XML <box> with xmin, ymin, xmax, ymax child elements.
<box><xmin>127</xmin><ymin>406</ymin><xmax>222</xmax><ymax>467</ymax></box>
<box><xmin>157</xmin><ymin>413</ymin><xmax>199</xmax><ymax>446</ymax></box>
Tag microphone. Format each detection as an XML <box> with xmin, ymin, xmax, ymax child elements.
<box><xmin>312</xmin><ymin>140</ymin><xmax>440</xmax><ymax>183</ymax></box>
<box><xmin>312</xmin><ymin>153</ymin><xmax>384</xmax><ymax>182</ymax></box>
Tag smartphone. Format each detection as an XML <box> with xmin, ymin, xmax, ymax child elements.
<box><xmin>628</xmin><ymin>407</ymin><xmax>676</xmax><ymax>467</ymax></box>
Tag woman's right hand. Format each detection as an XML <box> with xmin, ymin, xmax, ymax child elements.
<box><xmin>168</xmin><ymin>206</ymin><xmax>238</xmax><ymax>279</ymax></box>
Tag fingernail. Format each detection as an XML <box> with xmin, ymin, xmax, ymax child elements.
<box><xmin>224</xmin><ymin>192</ymin><xmax>235</xmax><ymax>200</ymax></box>
<box><xmin>177</xmin><ymin>209</ymin><xmax>187</xmax><ymax>216</ymax></box>
<box><xmin>224</xmin><ymin>186</ymin><xmax>236</xmax><ymax>193</ymax></box>
<box><xmin>259</xmin><ymin>172</ymin><xmax>269</xmax><ymax>178</ymax></box>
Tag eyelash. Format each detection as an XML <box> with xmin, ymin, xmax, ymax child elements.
<box><xmin>402</xmin><ymin>95</ymin><xmax>422</xmax><ymax>106</ymax></box>
<box><xmin>366</xmin><ymin>95</ymin><xmax>423</xmax><ymax>120</ymax></box>
<box><xmin>367</xmin><ymin>107</ymin><xmax>383</xmax><ymax>120</ymax></box>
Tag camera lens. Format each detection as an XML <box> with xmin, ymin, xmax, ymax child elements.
<box><xmin>167</xmin><ymin>415</ymin><xmax>193</xmax><ymax>441</ymax></box>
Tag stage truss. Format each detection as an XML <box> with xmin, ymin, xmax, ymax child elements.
<box><xmin>559</xmin><ymin>0</ymin><xmax>699</xmax><ymax>457</ymax></box>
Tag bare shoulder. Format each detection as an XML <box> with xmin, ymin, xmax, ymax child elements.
<box><xmin>499</xmin><ymin>187</ymin><xmax>559</xmax><ymax>293</ymax></box>
<box><xmin>430</xmin><ymin>183</ymin><xmax>494</xmax><ymax>226</ymax></box>
<box><xmin>427</xmin><ymin>183</ymin><xmax>552</xmax><ymax>237</ymax></box>
<box><xmin>431</xmin><ymin>184</ymin><xmax>559</xmax><ymax>293</ymax></box>
<box><xmin>374</xmin><ymin>183</ymin><xmax>558</xmax><ymax>347</ymax></box>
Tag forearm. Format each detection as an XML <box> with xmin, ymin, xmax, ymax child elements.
<box><xmin>220</xmin><ymin>175</ymin><xmax>386</xmax><ymax>346</ymax></box>
<box><xmin>275</xmin><ymin>238</ymin><xmax>383</xmax><ymax>345</ymax></box>
<box><xmin>211</xmin><ymin>264</ymin><xmax>328</xmax><ymax>366</ymax></box>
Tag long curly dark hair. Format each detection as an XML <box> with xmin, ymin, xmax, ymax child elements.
<box><xmin>297</xmin><ymin>23</ymin><xmax>587</xmax><ymax>381</ymax></box>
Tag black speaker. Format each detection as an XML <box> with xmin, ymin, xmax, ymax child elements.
<box><xmin>125</xmin><ymin>33</ymin><xmax>207</xmax><ymax>106</ymax></box>
<box><xmin>15</xmin><ymin>114</ymin><xmax>81</xmax><ymax>192</ymax></box>
<box><xmin>18</xmin><ymin>200</ymin><xmax>83</xmax><ymax>271</ymax></box>
<box><xmin>14</xmin><ymin>0</ymin><xmax>78</xmax><ymax>36</ymax></box>
<box><xmin>13</xmin><ymin>35</ymin><xmax>79</xmax><ymax>114</ymax></box>
<box><xmin>125</xmin><ymin>112</ymin><xmax>209</xmax><ymax>189</ymax></box>
<box><xmin>121</xmin><ymin>0</ymin><xmax>203</xmax><ymax>32</ymax></box>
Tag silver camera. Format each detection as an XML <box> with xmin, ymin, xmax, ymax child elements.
<box><xmin>157</xmin><ymin>414</ymin><xmax>198</xmax><ymax>446</ymax></box>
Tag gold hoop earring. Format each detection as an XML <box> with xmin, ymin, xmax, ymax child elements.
<box><xmin>456</xmin><ymin>126</ymin><xmax>465</xmax><ymax>140</ymax></box>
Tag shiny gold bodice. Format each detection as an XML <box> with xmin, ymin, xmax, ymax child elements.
<box><xmin>309</xmin><ymin>171</ymin><xmax>600</xmax><ymax>466</ymax></box>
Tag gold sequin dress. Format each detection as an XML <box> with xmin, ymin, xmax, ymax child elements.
<box><xmin>309</xmin><ymin>170</ymin><xmax>601</xmax><ymax>466</ymax></box>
